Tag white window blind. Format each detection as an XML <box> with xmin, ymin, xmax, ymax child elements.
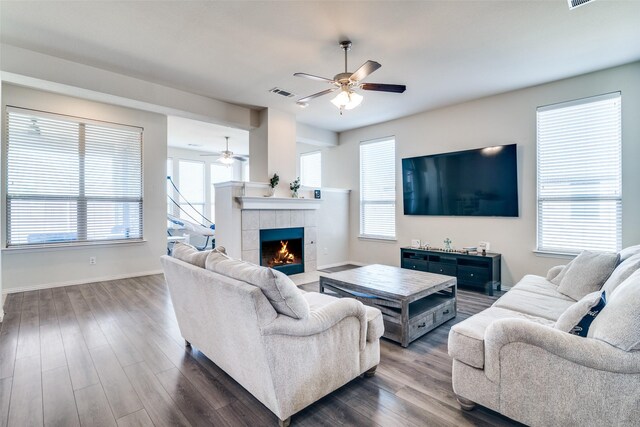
<box><xmin>6</xmin><ymin>107</ymin><xmax>143</xmax><ymax>247</ymax></box>
<box><xmin>360</xmin><ymin>138</ymin><xmax>396</xmax><ymax>239</ymax></box>
<box><xmin>537</xmin><ymin>92</ymin><xmax>622</xmax><ymax>254</ymax></box>
<box><xmin>300</xmin><ymin>151</ymin><xmax>321</xmax><ymax>187</ymax></box>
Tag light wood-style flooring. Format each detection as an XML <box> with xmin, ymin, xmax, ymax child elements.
<box><xmin>0</xmin><ymin>275</ymin><xmax>521</xmax><ymax>426</ymax></box>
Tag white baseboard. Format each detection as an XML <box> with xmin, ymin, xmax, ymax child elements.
<box><xmin>1</xmin><ymin>270</ymin><xmax>164</xmax><ymax>295</ymax></box>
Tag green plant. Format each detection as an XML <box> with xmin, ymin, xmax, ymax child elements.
<box><xmin>269</xmin><ymin>173</ymin><xmax>280</xmax><ymax>188</ymax></box>
<box><xmin>290</xmin><ymin>177</ymin><xmax>301</xmax><ymax>192</ymax></box>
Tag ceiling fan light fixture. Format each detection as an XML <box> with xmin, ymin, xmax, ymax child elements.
<box><xmin>218</xmin><ymin>153</ymin><xmax>235</xmax><ymax>165</ymax></box>
<box><xmin>217</xmin><ymin>136</ymin><xmax>235</xmax><ymax>165</ymax></box>
<box><xmin>331</xmin><ymin>89</ymin><xmax>363</xmax><ymax>111</ymax></box>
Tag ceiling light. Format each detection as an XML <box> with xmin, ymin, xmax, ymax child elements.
<box><xmin>217</xmin><ymin>136</ymin><xmax>234</xmax><ymax>166</ymax></box>
<box><xmin>218</xmin><ymin>154</ymin><xmax>234</xmax><ymax>165</ymax></box>
<box><xmin>331</xmin><ymin>89</ymin><xmax>363</xmax><ymax>112</ymax></box>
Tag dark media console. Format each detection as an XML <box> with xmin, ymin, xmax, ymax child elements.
<box><xmin>401</xmin><ymin>247</ymin><xmax>501</xmax><ymax>295</ymax></box>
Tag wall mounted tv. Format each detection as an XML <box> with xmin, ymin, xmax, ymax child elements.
<box><xmin>402</xmin><ymin>144</ymin><xmax>518</xmax><ymax>217</ymax></box>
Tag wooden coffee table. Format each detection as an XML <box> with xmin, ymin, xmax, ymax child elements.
<box><xmin>319</xmin><ymin>264</ymin><xmax>457</xmax><ymax>347</ymax></box>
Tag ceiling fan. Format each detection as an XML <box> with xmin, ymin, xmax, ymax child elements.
<box><xmin>294</xmin><ymin>40</ymin><xmax>406</xmax><ymax>114</ymax></box>
<box><xmin>200</xmin><ymin>136</ymin><xmax>248</xmax><ymax>165</ymax></box>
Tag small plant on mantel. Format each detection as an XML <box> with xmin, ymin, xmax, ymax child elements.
<box><xmin>267</xmin><ymin>173</ymin><xmax>279</xmax><ymax>197</ymax></box>
<box><xmin>290</xmin><ymin>177</ymin><xmax>301</xmax><ymax>198</ymax></box>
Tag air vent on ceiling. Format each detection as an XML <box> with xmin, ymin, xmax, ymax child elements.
<box><xmin>269</xmin><ymin>87</ymin><xmax>295</xmax><ymax>98</ymax></box>
<box><xmin>568</xmin><ymin>0</ymin><xmax>596</xmax><ymax>10</ymax></box>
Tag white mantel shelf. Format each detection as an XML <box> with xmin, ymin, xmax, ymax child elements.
<box><xmin>235</xmin><ymin>196</ymin><xmax>322</xmax><ymax>210</ymax></box>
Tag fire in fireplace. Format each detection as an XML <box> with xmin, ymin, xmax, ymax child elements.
<box><xmin>260</xmin><ymin>227</ymin><xmax>304</xmax><ymax>275</ymax></box>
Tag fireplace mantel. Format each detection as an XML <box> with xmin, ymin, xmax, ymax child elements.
<box><xmin>235</xmin><ymin>196</ymin><xmax>321</xmax><ymax>210</ymax></box>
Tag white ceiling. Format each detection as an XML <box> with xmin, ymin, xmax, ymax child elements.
<box><xmin>167</xmin><ymin>116</ymin><xmax>249</xmax><ymax>154</ymax></box>
<box><xmin>1</xmin><ymin>1</ymin><xmax>640</xmax><ymax>133</ymax></box>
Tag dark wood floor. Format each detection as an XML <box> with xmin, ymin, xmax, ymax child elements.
<box><xmin>0</xmin><ymin>275</ymin><xmax>520</xmax><ymax>427</ymax></box>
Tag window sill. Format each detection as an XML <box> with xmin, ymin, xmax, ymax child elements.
<box><xmin>358</xmin><ymin>235</ymin><xmax>397</xmax><ymax>243</ymax></box>
<box><xmin>2</xmin><ymin>239</ymin><xmax>147</xmax><ymax>254</ymax></box>
<box><xmin>532</xmin><ymin>250</ymin><xmax>578</xmax><ymax>259</ymax></box>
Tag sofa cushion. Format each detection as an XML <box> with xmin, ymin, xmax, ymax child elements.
<box><xmin>206</xmin><ymin>256</ymin><xmax>310</xmax><ymax>319</ymax></box>
<box><xmin>602</xmin><ymin>253</ymin><xmax>640</xmax><ymax>296</ymax></box>
<box><xmin>172</xmin><ymin>242</ymin><xmax>212</xmax><ymax>268</ymax></box>
<box><xmin>512</xmin><ymin>275</ymin><xmax>574</xmax><ymax>301</ymax></box>
<box><xmin>493</xmin><ymin>289</ymin><xmax>575</xmax><ymax>321</ymax></box>
<box><xmin>448</xmin><ymin>307</ymin><xmax>554</xmax><ymax>369</ymax></box>
<box><xmin>555</xmin><ymin>291</ymin><xmax>607</xmax><ymax>337</ymax></box>
<box><xmin>588</xmin><ymin>270</ymin><xmax>640</xmax><ymax>351</ymax></box>
<box><xmin>303</xmin><ymin>292</ymin><xmax>383</xmax><ymax>342</ymax></box>
<box><xmin>619</xmin><ymin>244</ymin><xmax>640</xmax><ymax>263</ymax></box>
<box><xmin>557</xmin><ymin>250</ymin><xmax>619</xmax><ymax>300</ymax></box>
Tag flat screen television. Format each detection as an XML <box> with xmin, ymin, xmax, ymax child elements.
<box><xmin>402</xmin><ymin>144</ymin><xmax>518</xmax><ymax>217</ymax></box>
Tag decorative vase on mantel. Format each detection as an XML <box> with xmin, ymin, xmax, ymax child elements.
<box><xmin>290</xmin><ymin>177</ymin><xmax>301</xmax><ymax>199</ymax></box>
<box><xmin>267</xmin><ymin>173</ymin><xmax>279</xmax><ymax>197</ymax></box>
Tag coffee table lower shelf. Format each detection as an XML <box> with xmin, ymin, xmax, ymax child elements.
<box><xmin>319</xmin><ymin>279</ymin><xmax>457</xmax><ymax>347</ymax></box>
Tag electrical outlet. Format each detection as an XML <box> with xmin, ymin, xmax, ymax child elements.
<box><xmin>323</xmin><ymin>247</ymin><xmax>328</xmax><ymax>255</ymax></box>
<box><xmin>89</xmin><ymin>256</ymin><xmax>97</xmax><ymax>265</ymax></box>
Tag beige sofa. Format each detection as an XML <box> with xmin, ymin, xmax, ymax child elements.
<box><xmin>448</xmin><ymin>246</ymin><xmax>640</xmax><ymax>426</ymax></box>
<box><xmin>160</xmin><ymin>250</ymin><xmax>383</xmax><ymax>426</ymax></box>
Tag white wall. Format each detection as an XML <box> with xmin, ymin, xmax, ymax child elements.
<box><xmin>1</xmin><ymin>84</ymin><xmax>167</xmax><ymax>292</ymax></box>
<box><xmin>297</xmin><ymin>122</ymin><xmax>338</xmax><ymax>147</ymax></box>
<box><xmin>315</xmin><ymin>189</ymin><xmax>350</xmax><ymax>267</ymax></box>
<box><xmin>328</xmin><ymin>61</ymin><xmax>640</xmax><ymax>286</ymax></box>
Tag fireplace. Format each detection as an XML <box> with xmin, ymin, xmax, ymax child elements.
<box><xmin>260</xmin><ymin>227</ymin><xmax>304</xmax><ymax>275</ymax></box>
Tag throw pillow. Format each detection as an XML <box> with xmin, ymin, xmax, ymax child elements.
<box><xmin>601</xmin><ymin>253</ymin><xmax>640</xmax><ymax>296</ymax></box>
<box><xmin>547</xmin><ymin>265</ymin><xmax>566</xmax><ymax>283</ymax></box>
<box><xmin>619</xmin><ymin>244</ymin><xmax>640</xmax><ymax>263</ymax></box>
<box><xmin>555</xmin><ymin>291</ymin><xmax>606</xmax><ymax>337</ymax></box>
<box><xmin>588</xmin><ymin>269</ymin><xmax>640</xmax><ymax>351</ymax></box>
<box><xmin>557</xmin><ymin>250</ymin><xmax>619</xmax><ymax>300</ymax></box>
<box><xmin>206</xmin><ymin>257</ymin><xmax>310</xmax><ymax>320</ymax></box>
<box><xmin>172</xmin><ymin>242</ymin><xmax>211</xmax><ymax>268</ymax></box>
<box><xmin>204</xmin><ymin>248</ymin><xmax>231</xmax><ymax>270</ymax></box>
<box><xmin>550</xmin><ymin>259</ymin><xmax>574</xmax><ymax>286</ymax></box>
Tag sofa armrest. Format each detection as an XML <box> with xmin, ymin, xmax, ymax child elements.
<box><xmin>546</xmin><ymin>265</ymin><xmax>565</xmax><ymax>282</ymax></box>
<box><xmin>261</xmin><ymin>298</ymin><xmax>368</xmax><ymax>350</ymax></box>
<box><xmin>484</xmin><ymin>319</ymin><xmax>640</xmax><ymax>382</ymax></box>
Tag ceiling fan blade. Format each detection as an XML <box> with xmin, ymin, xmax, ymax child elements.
<box><xmin>360</xmin><ymin>83</ymin><xmax>407</xmax><ymax>93</ymax></box>
<box><xmin>349</xmin><ymin>60</ymin><xmax>381</xmax><ymax>83</ymax></box>
<box><xmin>233</xmin><ymin>156</ymin><xmax>248</xmax><ymax>162</ymax></box>
<box><xmin>201</xmin><ymin>152</ymin><xmax>249</xmax><ymax>158</ymax></box>
<box><xmin>296</xmin><ymin>88</ymin><xmax>337</xmax><ymax>104</ymax></box>
<box><xmin>293</xmin><ymin>73</ymin><xmax>335</xmax><ymax>84</ymax></box>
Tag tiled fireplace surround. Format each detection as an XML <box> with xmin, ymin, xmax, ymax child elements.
<box><xmin>241</xmin><ymin>209</ymin><xmax>317</xmax><ymax>273</ymax></box>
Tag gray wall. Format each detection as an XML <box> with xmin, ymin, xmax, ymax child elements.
<box><xmin>326</xmin><ymin>61</ymin><xmax>640</xmax><ymax>286</ymax></box>
<box><xmin>1</xmin><ymin>84</ymin><xmax>168</xmax><ymax>292</ymax></box>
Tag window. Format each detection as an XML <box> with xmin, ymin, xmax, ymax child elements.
<box><xmin>177</xmin><ymin>160</ymin><xmax>205</xmax><ymax>223</ymax></box>
<box><xmin>537</xmin><ymin>92</ymin><xmax>622</xmax><ymax>254</ymax></box>
<box><xmin>300</xmin><ymin>151</ymin><xmax>321</xmax><ymax>187</ymax></box>
<box><xmin>360</xmin><ymin>137</ymin><xmax>396</xmax><ymax>239</ymax></box>
<box><xmin>6</xmin><ymin>107</ymin><xmax>143</xmax><ymax>247</ymax></box>
<box><xmin>210</xmin><ymin>163</ymin><xmax>233</xmax><ymax>222</ymax></box>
